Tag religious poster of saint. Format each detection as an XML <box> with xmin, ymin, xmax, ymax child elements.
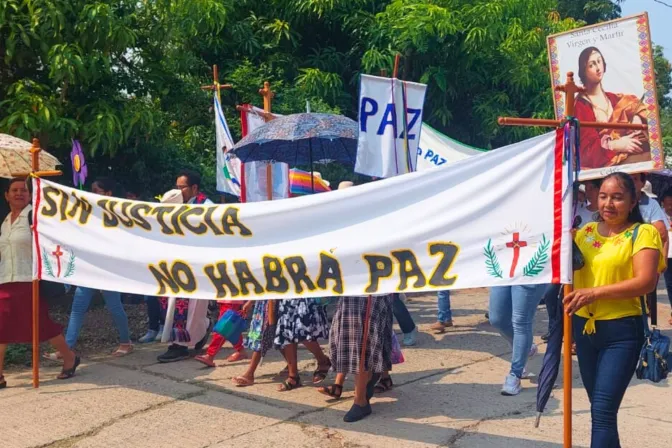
<box><xmin>547</xmin><ymin>13</ymin><xmax>664</xmax><ymax>180</ymax></box>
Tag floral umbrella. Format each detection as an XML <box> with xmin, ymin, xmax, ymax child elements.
<box><xmin>0</xmin><ymin>133</ymin><xmax>60</xmax><ymax>178</ymax></box>
<box><xmin>232</xmin><ymin>113</ymin><xmax>357</xmax><ymax>166</ymax></box>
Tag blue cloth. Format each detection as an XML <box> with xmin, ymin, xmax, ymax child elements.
<box><xmin>488</xmin><ymin>285</ymin><xmax>543</xmax><ymax>378</ymax></box>
<box><xmin>437</xmin><ymin>289</ymin><xmax>452</xmax><ymax>322</ymax></box>
<box><xmin>66</xmin><ymin>287</ymin><xmax>130</xmax><ymax>348</ymax></box>
<box><xmin>573</xmin><ymin>315</ymin><xmax>644</xmax><ymax>448</ymax></box>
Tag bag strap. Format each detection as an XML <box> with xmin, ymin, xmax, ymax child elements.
<box><xmin>631</xmin><ymin>224</ymin><xmax>652</xmax><ymax>337</ymax></box>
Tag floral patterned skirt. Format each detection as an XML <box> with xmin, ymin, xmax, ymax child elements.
<box><xmin>273</xmin><ymin>298</ymin><xmax>329</xmax><ymax>349</ymax></box>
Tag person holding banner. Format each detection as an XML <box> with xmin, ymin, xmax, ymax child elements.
<box><xmin>564</xmin><ymin>172</ymin><xmax>665</xmax><ymax>447</ymax></box>
<box><xmin>52</xmin><ymin>177</ymin><xmax>133</xmax><ymax>359</ymax></box>
<box><xmin>274</xmin><ymin>298</ymin><xmax>331</xmax><ymax>390</ymax></box>
<box><xmin>157</xmin><ymin>180</ymin><xmax>212</xmax><ymax>363</ymax></box>
<box><xmin>488</xmin><ymin>284</ymin><xmax>544</xmax><ymax>396</ymax></box>
<box><xmin>0</xmin><ymin>178</ymin><xmax>80</xmax><ymax>387</ymax></box>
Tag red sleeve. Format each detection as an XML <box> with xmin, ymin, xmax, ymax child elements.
<box><xmin>574</xmin><ymin>99</ymin><xmax>616</xmax><ymax>168</ymax></box>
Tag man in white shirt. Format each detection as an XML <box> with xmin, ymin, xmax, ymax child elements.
<box><xmin>175</xmin><ymin>169</ymin><xmax>214</xmax><ymax>205</ymax></box>
<box><xmin>574</xmin><ymin>180</ymin><xmax>601</xmax><ymax>229</ymax></box>
<box><xmin>157</xmin><ymin>170</ymin><xmax>213</xmax><ymax>362</ymax></box>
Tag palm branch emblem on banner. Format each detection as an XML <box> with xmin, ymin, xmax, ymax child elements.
<box><xmin>41</xmin><ymin>245</ymin><xmax>76</xmax><ymax>279</ymax></box>
<box><xmin>483</xmin><ymin>224</ymin><xmax>550</xmax><ymax>279</ymax></box>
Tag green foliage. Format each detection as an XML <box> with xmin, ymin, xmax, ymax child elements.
<box><xmin>0</xmin><ymin>0</ymin><xmax>670</xmax><ymax>196</ymax></box>
<box><xmin>523</xmin><ymin>235</ymin><xmax>550</xmax><ymax>277</ymax></box>
<box><xmin>484</xmin><ymin>239</ymin><xmax>503</xmax><ymax>279</ymax></box>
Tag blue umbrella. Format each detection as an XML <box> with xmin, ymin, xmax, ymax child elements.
<box><xmin>535</xmin><ymin>283</ymin><xmax>563</xmax><ymax>427</ymax></box>
<box><xmin>232</xmin><ymin>113</ymin><xmax>358</xmax><ymax>188</ymax></box>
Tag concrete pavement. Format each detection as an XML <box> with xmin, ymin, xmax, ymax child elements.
<box><xmin>2</xmin><ymin>287</ymin><xmax>672</xmax><ymax>448</ymax></box>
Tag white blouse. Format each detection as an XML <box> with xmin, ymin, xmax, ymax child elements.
<box><xmin>0</xmin><ymin>205</ymin><xmax>33</xmax><ymax>284</ymax></box>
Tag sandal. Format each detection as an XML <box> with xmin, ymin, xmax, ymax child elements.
<box><xmin>57</xmin><ymin>356</ymin><xmax>81</xmax><ymax>380</ymax></box>
<box><xmin>232</xmin><ymin>376</ymin><xmax>254</xmax><ymax>387</ymax></box>
<box><xmin>111</xmin><ymin>345</ymin><xmax>134</xmax><ymax>357</ymax></box>
<box><xmin>0</xmin><ymin>375</ymin><xmax>6</xmax><ymax>389</ymax></box>
<box><xmin>226</xmin><ymin>351</ymin><xmax>248</xmax><ymax>363</ymax></box>
<box><xmin>313</xmin><ymin>359</ymin><xmax>332</xmax><ymax>384</ymax></box>
<box><xmin>374</xmin><ymin>376</ymin><xmax>394</xmax><ymax>394</ymax></box>
<box><xmin>194</xmin><ymin>355</ymin><xmax>216</xmax><ymax>368</ymax></box>
<box><xmin>42</xmin><ymin>351</ymin><xmax>64</xmax><ymax>363</ymax></box>
<box><xmin>278</xmin><ymin>375</ymin><xmax>302</xmax><ymax>392</ymax></box>
<box><xmin>318</xmin><ymin>384</ymin><xmax>343</xmax><ymax>399</ymax></box>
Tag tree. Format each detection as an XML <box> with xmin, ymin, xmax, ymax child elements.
<box><xmin>557</xmin><ymin>0</ymin><xmax>623</xmax><ymax>24</ymax></box>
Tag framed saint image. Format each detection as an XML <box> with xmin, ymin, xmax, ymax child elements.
<box><xmin>547</xmin><ymin>13</ymin><xmax>664</xmax><ymax>180</ymax></box>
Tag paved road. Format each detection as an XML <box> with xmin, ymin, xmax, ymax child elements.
<box><xmin>2</xmin><ymin>287</ymin><xmax>671</xmax><ymax>448</ymax></box>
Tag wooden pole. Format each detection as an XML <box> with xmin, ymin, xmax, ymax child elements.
<box><xmin>392</xmin><ymin>54</ymin><xmax>401</xmax><ymax>79</ymax></box>
<box><xmin>258</xmin><ymin>83</ymin><xmax>277</xmax><ymax>324</ymax></box>
<box><xmin>497</xmin><ymin>71</ymin><xmax>650</xmax><ymax>448</ymax></box>
<box><xmin>30</xmin><ymin>138</ymin><xmax>40</xmax><ymax>389</ymax></box>
<box><xmin>28</xmin><ymin>138</ymin><xmax>62</xmax><ymax>389</ymax></box>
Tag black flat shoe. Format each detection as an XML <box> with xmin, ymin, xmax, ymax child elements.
<box><xmin>0</xmin><ymin>375</ymin><xmax>6</xmax><ymax>389</ymax></box>
<box><xmin>344</xmin><ymin>403</ymin><xmax>372</xmax><ymax>422</ymax></box>
<box><xmin>541</xmin><ymin>333</ymin><xmax>550</xmax><ymax>342</ymax></box>
<box><xmin>58</xmin><ymin>356</ymin><xmax>81</xmax><ymax>380</ymax></box>
<box><xmin>158</xmin><ymin>344</ymin><xmax>189</xmax><ymax>363</ymax></box>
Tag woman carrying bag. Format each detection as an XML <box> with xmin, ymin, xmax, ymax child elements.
<box><xmin>564</xmin><ymin>172</ymin><xmax>665</xmax><ymax>447</ymax></box>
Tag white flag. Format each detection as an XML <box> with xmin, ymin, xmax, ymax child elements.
<box><xmin>214</xmin><ymin>93</ymin><xmax>241</xmax><ymax>196</ymax></box>
<box><xmin>416</xmin><ymin>124</ymin><xmax>487</xmax><ymax>171</ymax></box>
<box><xmin>355</xmin><ymin>74</ymin><xmax>427</xmax><ymax>178</ymax></box>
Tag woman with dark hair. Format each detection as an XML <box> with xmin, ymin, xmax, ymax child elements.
<box><xmin>564</xmin><ymin>172</ymin><xmax>664</xmax><ymax>447</ymax></box>
<box><xmin>0</xmin><ymin>178</ymin><xmax>80</xmax><ymax>388</ymax></box>
<box><xmin>574</xmin><ymin>46</ymin><xmax>649</xmax><ymax>169</ymax></box>
<box><xmin>44</xmin><ymin>177</ymin><xmax>132</xmax><ymax>360</ymax></box>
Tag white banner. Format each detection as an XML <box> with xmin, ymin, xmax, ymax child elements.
<box><xmin>214</xmin><ymin>94</ymin><xmax>241</xmax><ymax>196</ymax></box>
<box><xmin>417</xmin><ymin>124</ymin><xmax>487</xmax><ymax>171</ymax></box>
<box><xmin>355</xmin><ymin>74</ymin><xmax>427</xmax><ymax>178</ymax></box>
<box><xmin>32</xmin><ymin>131</ymin><xmax>571</xmax><ymax>301</ymax></box>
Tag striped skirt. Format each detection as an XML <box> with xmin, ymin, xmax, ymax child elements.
<box><xmin>329</xmin><ymin>295</ymin><xmax>394</xmax><ymax>375</ymax></box>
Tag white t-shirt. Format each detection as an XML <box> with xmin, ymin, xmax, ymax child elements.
<box><xmin>574</xmin><ymin>204</ymin><xmax>600</xmax><ymax>229</ymax></box>
<box><xmin>0</xmin><ymin>205</ymin><xmax>33</xmax><ymax>284</ymax></box>
<box><xmin>639</xmin><ymin>195</ymin><xmax>670</xmax><ymax>227</ymax></box>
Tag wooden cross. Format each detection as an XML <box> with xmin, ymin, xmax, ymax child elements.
<box><xmin>259</xmin><ymin>81</ymin><xmax>274</xmax><ymax>114</ymax></box>
<box><xmin>200</xmin><ymin>65</ymin><xmax>233</xmax><ymax>102</ymax></box>
<box><xmin>498</xmin><ymin>71</ymin><xmax>649</xmax><ymax>448</ymax></box>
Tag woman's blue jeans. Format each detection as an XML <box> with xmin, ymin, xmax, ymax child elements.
<box><xmin>488</xmin><ymin>285</ymin><xmax>543</xmax><ymax>378</ymax></box>
<box><xmin>65</xmin><ymin>287</ymin><xmax>131</xmax><ymax>348</ymax></box>
<box><xmin>573</xmin><ymin>315</ymin><xmax>644</xmax><ymax>448</ymax></box>
<box><xmin>437</xmin><ymin>289</ymin><xmax>452</xmax><ymax>322</ymax></box>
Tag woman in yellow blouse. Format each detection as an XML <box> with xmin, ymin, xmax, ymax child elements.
<box><xmin>564</xmin><ymin>172</ymin><xmax>664</xmax><ymax>448</ymax></box>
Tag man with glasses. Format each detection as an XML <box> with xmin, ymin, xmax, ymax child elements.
<box><xmin>157</xmin><ymin>169</ymin><xmax>213</xmax><ymax>362</ymax></box>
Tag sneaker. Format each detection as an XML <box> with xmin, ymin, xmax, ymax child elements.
<box><xmin>429</xmin><ymin>320</ymin><xmax>454</xmax><ymax>334</ymax></box>
<box><xmin>157</xmin><ymin>344</ymin><xmax>189</xmax><ymax>363</ymax></box>
<box><xmin>155</xmin><ymin>325</ymin><xmax>164</xmax><ymax>342</ymax></box>
<box><xmin>138</xmin><ymin>329</ymin><xmax>158</xmax><ymax>344</ymax></box>
<box><xmin>521</xmin><ymin>368</ymin><xmax>535</xmax><ymax>380</ymax></box>
<box><xmin>402</xmin><ymin>327</ymin><xmax>418</xmax><ymax>346</ymax></box>
<box><xmin>529</xmin><ymin>343</ymin><xmax>538</xmax><ymax>358</ymax></box>
<box><xmin>501</xmin><ymin>373</ymin><xmax>522</xmax><ymax>396</ymax></box>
